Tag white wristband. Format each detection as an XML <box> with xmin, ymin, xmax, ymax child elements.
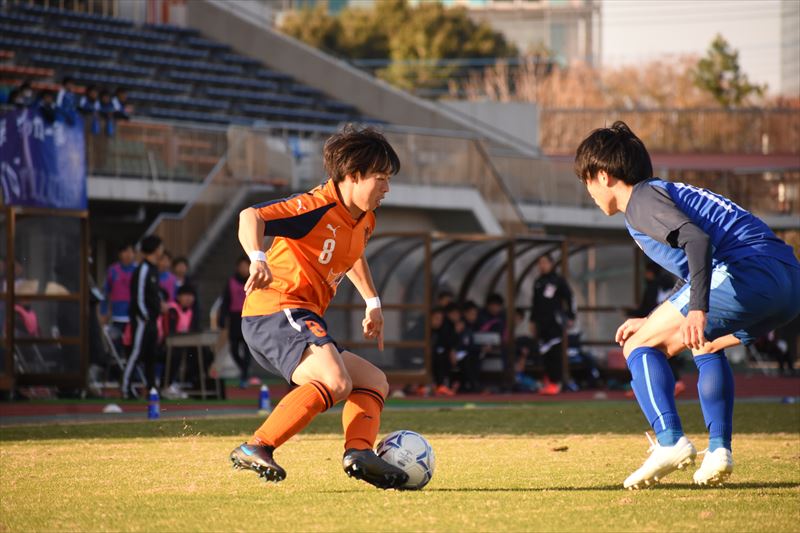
<box><xmin>365</xmin><ymin>296</ymin><xmax>381</xmax><ymax>309</ymax></box>
<box><xmin>249</xmin><ymin>250</ymin><xmax>267</xmax><ymax>263</ymax></box>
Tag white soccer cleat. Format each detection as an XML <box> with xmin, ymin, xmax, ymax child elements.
<box><xmin>623</xmin><ymin>433</ymin><xmax>697</xmax><ymax>490</ymax></box>
<box><xmin>693</xmin><ymin>448</ymin><xmax>734</xmax><ymax>486</ymax></box>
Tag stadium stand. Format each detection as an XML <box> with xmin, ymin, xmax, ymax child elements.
<box><xmin>0</xmin><ymin>3</ymin><xmax>373</xmax><ymax>130</ymax></box>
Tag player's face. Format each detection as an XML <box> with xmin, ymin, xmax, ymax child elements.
<box><xmin>584</xmin><ymin>173</ymin><xmax>616</xmax><ymax>215</ymax></box>
<box><xmin>354</xmin><ymin>171</ymin><xmax>390</xmax><ymax>212</ymax></box>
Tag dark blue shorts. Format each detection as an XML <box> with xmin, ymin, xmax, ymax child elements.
<box><xmin>241</xmin><ymin>308</ymin><xmax>341</xmax><ymax>383</ymax></box>
<box><xmin>669</xmin><ymin>255</ymin><xmax>800</xmax><ymax>345</ymax></box>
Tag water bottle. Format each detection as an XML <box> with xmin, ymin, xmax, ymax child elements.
<box><xmin>148</xmin><ymin>387</ymin><xmax>160</xmax><ymax>420</ymax></box>
<box><xmin>258</xmin><ymin>385</ymin><xmax>272</xmax><ymax>414</ymax></box>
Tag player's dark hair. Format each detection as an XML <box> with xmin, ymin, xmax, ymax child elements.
<box><xmin>323</xmin><ymin>124</ymin><xmax>400</xmax><ymax>183</ymax></box>
<box><xmin>177</xmin><ymin>284</ymin><xmax>196</xmax><ymax>297</ymax></box>
<box><xmin>574</xmin><ymin>121</ymin><xmax>653</xmax><ymax>185</ymax></box>
<box><xmin>117</xmin><ymin>242</ymin><xmax>134</xmax><ymax>254</ymax></box>
<box><xmin>139</xmin><ymin>235</ymin><xmax>162</xmax><ymax>255</ymax></box>
<box><xmin>486</xmin><ymin>293</ymin><xmax>504</xmax><ymax>306</ymax></box>
<box><xmin>461</xmin><ymin>300</ymin><xmax>478</xmax><ymax>313</ymax></box>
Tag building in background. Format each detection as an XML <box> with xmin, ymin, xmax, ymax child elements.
<box><xmin>780</xmin><ymin>0</ymin><xmax>800</xmax><ymax>97</ymax></box>
<box><xmin>445</xmin><ymin>0</ymin><xmax>601</xmax><ymax>66</ymax></box>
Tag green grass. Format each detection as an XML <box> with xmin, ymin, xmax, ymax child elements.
<box><xmin>1</xmin><ymin>403</ymin><xmax>799</xmax><ymax>532</ymax></box>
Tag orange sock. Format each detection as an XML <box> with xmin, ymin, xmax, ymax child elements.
<box><xmin>249</xmin><ymin>381</ymin><xmax>333</xmax><ymax>448</ymax></box>
<box><xmin>342</xmin><ymin>387</ymin><xmax>385</xmax><ymax>450</ymax></box>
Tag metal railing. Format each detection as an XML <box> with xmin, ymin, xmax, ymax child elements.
<box><xmin>539</xmin><ymin>108</ymin><xmax>800</xmax><ymax>155</ymax></box>
<box><xmin>86</xmin><ymin>119</ymin><xmax>228</xmax><ymax>181</ymax></box>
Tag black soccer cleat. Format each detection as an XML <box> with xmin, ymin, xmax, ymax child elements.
<box><xmin>230</xmin><ymin>442</ymin><xmax>287</xmax><ymax>483</ymax></box>
<box><xmin>342</xmin><ymin>448</ymin><xmax>409</xmax><ymax>490</ymax></box>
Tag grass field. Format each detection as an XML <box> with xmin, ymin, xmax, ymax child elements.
<box><xmin>1</xmin><ymin>401</ymin><xmax>799</xmax><ymax>532</ymax></box>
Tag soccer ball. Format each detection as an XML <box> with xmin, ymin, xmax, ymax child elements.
<box><xmin>375</xmin><ymin>430</ymin><xmax>435</xmax><ymax>490</ymax></box>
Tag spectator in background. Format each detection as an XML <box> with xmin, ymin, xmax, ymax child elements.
<box><xmin>122</xmin><ymin>235</ymin><xmax>166</xmax><ymax>399</ymax></box>
<box><xmin>478</xmin><ymin>293</ymin><xmax>507</xmax><ymax>339</ymax></box>
<box><xmin>514</xmin><ymin>308</ymin><xmax>537</xmax><ymax>392</ymax></box>
<box><xmin>112</xmin><ymin>87</ymin><xmax>130</xmax><ymax>120</ymax></box>
<box><xmin>78</xmin><ymin>84</ymin><xmax>99</xmax><ymax>113</ymax></box>
<box><xmin>172</xmin><ymin>257</ymin><xmax>192</xmax><ymax>291</ymax></box>
<box><xmin>56</xmin><ymin>76</ymin><xmax>78</xmax><ymax>125</ymax></box>
<box><xmin>18</xmin><ymin>79</ymin><xmax>35</xmax><ymax>107</ymax></box>
<box><xmin>7</xmin><ymin>89</ymin><xmax>22</xmax><ymax>109</ymax></box>
<box><xmin>98</xmin><ymin>89</ymin><xmax>115</xmax><ymax>136</ymax></box>
<box><xmin>436</xmin><ymin>289</ymin><xmax>454</xmax><ymax>309</ymax></box>
<box><xmin>101</xmin><ymin>243</ymin><xmax>137</xmax><ymax>356</ymax></box>
<box><xmin>430</xmin><ymin>306</ymin><xmax>456</xmax><ymax>396</ymax></box>
<box><xmin>456</xmin><ymin>300</ymin><xmax>482</xmax><ymax>393</ymax></box>
<box><xmin>162</xmin><ymin>284</ymin><xmax>200</xmax><ymax>399</ymax></box>
<box><xmin>219</xmin><ymin>256</ymin><xmax>253</xmax><ymax>388</ymax></box>
<box><xmin>37</xmin><ymin>90</ymin><xmax>56</xmax><ymax>124</ymax></box>
<box><xmin>78</xmin><ymin>84</ymin><xmax>101</xmax><ymax>135</ymax></box>
<box><xmin>158</xmin><ymin>250</ymin><xmax>177</xmax><ymax>303</ymax></box>
<box><xmin>530</xmin><ymin>254</ymin><xmax>575</xmax><ymax>395</ymax></box>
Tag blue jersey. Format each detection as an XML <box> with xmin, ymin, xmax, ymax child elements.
<box><xmin>625</xmin><ymin>178</ymin><xmax>798</xmax><ymax>282</ymax></box>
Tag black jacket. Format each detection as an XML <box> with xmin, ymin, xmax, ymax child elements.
<box><xmin>129</xmin><ymin>259</ymin><xmax>161</xmax><ymax>322</ymax></box>
<box><xmin>531</xmin><ymin>271</ymin><xmax>575</xmax><ymax>342</ymax></box>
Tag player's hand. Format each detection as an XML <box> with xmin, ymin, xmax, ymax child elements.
<box><xmin>362</xmin><ymin>306</ymin><xmax>384</xmax><ymax>351</ymax></box>
<box><xmin>681</xmin><ymin>310</ymin><xmax>707</xmax><ymax>351</ymax></box>
<box><xmin>615</xmin><ymin>318</ymin><xmax>646</xmax><ymax>346</ymax></box>
<box><xmin>245</xmin><ymin>260</ymin><xmax>272</xmax><ymax>295</ymax></box>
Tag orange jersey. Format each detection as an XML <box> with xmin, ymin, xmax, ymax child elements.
<box><xmin>242</xmin><ymin>179</ymin><xmax>375</xmax><ymax>318</ymax></box>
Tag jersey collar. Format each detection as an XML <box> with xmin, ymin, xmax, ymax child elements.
<box><xmin>323</xmin><ymin>178</ymin><xmax>366</xmax><ymax>225</ymax></box>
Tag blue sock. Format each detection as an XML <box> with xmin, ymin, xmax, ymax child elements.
<box><xmin>627</xmin><ymin>347</ymin><xmax>684</xmax><ymax>446</ymax></box>
<box><xmin>694</xmin><ymin>351</ymin><xmax>734</xmax><ymax>452</ymax></box>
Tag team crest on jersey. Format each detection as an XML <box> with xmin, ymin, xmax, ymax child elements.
<box><xmin>326</xmin><ymin>268</ymin><xmax>346</xmax><ymax>289</ymax></box>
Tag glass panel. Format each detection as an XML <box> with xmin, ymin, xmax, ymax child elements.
<box><xmin>14</xmin><ymin>342</ymin><xmax>80</xmax><ymax>375</ymax></box>
<box><xmin>14</xmin><ymin>216</ymin><xmax>81</xmax><ymax>295</ymax></box>
<box><xmin>14</xmin><ymin>300</ymin><xmax>81</xmax><ymax>339</ymax></box>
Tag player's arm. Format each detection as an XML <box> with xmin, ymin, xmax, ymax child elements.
<box><xmin>626</xmin><ymin>184</ymin><xmax>712</xmax><ymax>349</ymax></box>
<box><xmin>666</xmin><ymin>222</ymin><xmax>712</xmax><ymax>349</ymax></box>
<box><xmin>347</xmin><ymin>254</ymin><xmax>384</xmax><ymax>350</ymax></box>
<box><xmin>238</xmin><ymin>207</ymin><xmax>271</xmax><ymax>295</ymax></box>
<box><xmin>240</xmin><ymin>194</ymin><xmax>334</xmax><ymax>294</ymax></box>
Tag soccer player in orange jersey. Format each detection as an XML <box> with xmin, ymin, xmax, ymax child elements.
<box><xmin>229</xmin><ymin>125</ymin><xmax>409</xmax><ymax>489</ymax></box>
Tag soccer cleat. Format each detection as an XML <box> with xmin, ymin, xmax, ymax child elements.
<box><xmin>693</xmin><ymin>448</ymin><xmax>734</xmax><ymax>486</ymax></box>
<box><xmin>342</xmin><ymin>448</ymin><xmax>409</xmax><ymax>490</ymax></box>
<box><xmin>539</xmin><ymin>382</ymin><xmax>562</xmax><ymax>396</ymax></box>
<box><xmin>230</xmin><ymin>442</ymin><xmax>286</xmax><ymax>483</ymax></box>
<box><xmin>623</xmin><ymin>433</ymin><xmax>697</xmax><ymax>490</ymax></box>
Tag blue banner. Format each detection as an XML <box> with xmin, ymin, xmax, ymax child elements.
<box><xmin>0</xmin><ymin>108</ymin><xmax>87</xmax><ymax>210</ymax></box>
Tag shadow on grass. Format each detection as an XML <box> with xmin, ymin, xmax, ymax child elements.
<box><xmin>319</xmin><ymin>482</ymin><xmax>800</xmax><ymax>494</ymax></box>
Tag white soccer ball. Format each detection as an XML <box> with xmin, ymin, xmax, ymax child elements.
<box><xmin>375</xmin><ymin>430</ymin><xmax>435</xmax><ymax>490</ymax></box>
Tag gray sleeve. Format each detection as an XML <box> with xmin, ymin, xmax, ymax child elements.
<box><xmin>628</xmin><ymin>183</ymin><xmax>711</xmax><ymax>312</ymax></box>
<box><xmin>673</xmin><ymin>225</ymin><xmax>712</xmax><ymax>312</ymax></box>
<box><xmin>626</xmin><ymin>184</ymin><xmax>693</xmax><ymax>242</ymax></box>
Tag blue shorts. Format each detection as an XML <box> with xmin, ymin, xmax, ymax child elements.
<box><xmin>669</xmin><ymin>256</ymin><xmax>800</xmax><ymax>345</ymax></box>
<box><xmin>241</xmin><ymin>308</ymin><xmax>341</xmax><ymax>383</ymax></box>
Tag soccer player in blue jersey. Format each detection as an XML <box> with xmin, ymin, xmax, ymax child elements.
<box><xmin>574</xmin><ymin>122</ymin><xmax>800</xmax><ymax>489</ymax></box>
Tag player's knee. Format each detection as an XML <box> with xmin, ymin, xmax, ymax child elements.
<box><xmin>325</xmin><ymin>375</ymin><xmax>352</xmax><ymax>403</ymax></box>
<box><xmin>373</xmin><ymin>371</ymin><xmax>389</xmax><ymax>398</ymax></box>
<box><xmin>622</xmin><ymin>338</ymin><xmax>640</xmax><ymax>358</ymax></box>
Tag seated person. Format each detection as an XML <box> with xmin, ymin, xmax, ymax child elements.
<box><xmin>162</xmin><ymin>285</ymin><xmax>206</xmax><ymax>399</ymax></box>
<box><xmin>430</xmin><ymin>307</ymin><xmax>457</xmax><ymax>396</ymax></box>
